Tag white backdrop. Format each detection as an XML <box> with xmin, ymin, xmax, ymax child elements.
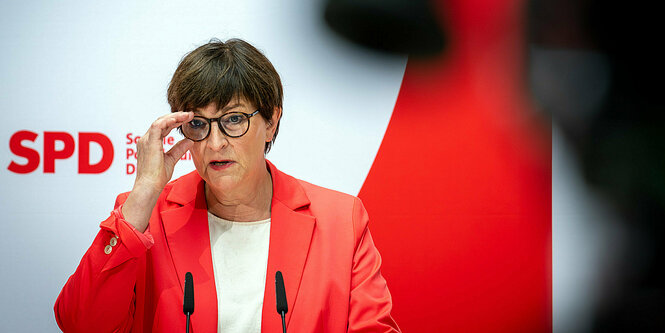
<box><xmin>0</xmin><ymin>1</ymin><xmax>406</xmax><ymax>331</ymax></box>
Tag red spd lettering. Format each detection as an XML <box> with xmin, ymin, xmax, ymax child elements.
<box><xmin>79</xmin><ymin>133</ymin><xmax>114</xmax><ymax>174</ymax></box>
<box><xmin>44</xmin><ymin>132</ymin><xmax>75</xmax><ymax>173</ymax></box>
<box><xmin>7</xmin><ymin>131</ymin><xmax>114</xmax><ymax>174</ymax></box>
<box><xmin>7</xmin><ymin>130</ymin><xmax>40</xmax><ymax>174</ymax></box>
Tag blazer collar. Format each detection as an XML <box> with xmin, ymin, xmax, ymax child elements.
<box><xmin>161</xmin><ymin>160</ymin><xmax>315</xmax><ymax>332</ymax></box>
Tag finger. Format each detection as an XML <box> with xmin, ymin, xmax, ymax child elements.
<box><xmin>159</xmin><ymin>112</ymin><xmax>194</xmax><ymax>138</ymax></box>
<box><xmin>159</xmin><ymin>110</ymin><xmax>194</xmax><ymax>122</ymax></box>
<box><xmin>162</xmin><ymin>111</ymin><xmax>194</xmax><ymax>125</ymax></box>
<box><xmin>164</xmin><ymin>138</ymin><xmax>194</xmax><ymax>167</ymax></box>
<box><xmin>147</xmin><ymin>112</ymin><xmax>194</xmax><ymax>139</ymax></box>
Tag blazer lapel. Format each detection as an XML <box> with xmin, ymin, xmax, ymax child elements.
<box><xmin>261</xmin><ymin>161</ymin><xmax>316</xmax><ymax>332</ymax></box>
<box><xmin>160</xmin><ymin>172</ymin><xmax>218</xmax><ymax>333</ymax></box>
<box><xmin>157</xmin><ymin>163</ymin><xmax>315</xmax><ymax>333</ymax></box>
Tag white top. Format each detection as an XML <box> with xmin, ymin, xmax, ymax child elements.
<box><xmin>208</xmin><ymin>212</ymin><xmax>271</xmax><ymax>333</ymax></box>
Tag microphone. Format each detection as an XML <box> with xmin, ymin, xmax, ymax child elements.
<box><xmin>183</xmin><ymin>272</ymin><xmax>194</xmax><ymax>333</ymax></box>
<box><xmin>275</xmin><ymin>271</ymin><xmax>288</xmax><ymax>333</ymax></box>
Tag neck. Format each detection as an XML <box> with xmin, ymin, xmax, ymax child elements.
<box><xmin>205</xmin><ymin>168</ymin><xmax>272</xmax><ymax>222</ymax></box>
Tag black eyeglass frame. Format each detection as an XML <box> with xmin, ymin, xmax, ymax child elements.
<box><xmin>180</xmin><ymin>110</ymin><xmax>260</xmax><ymax>141</ymax></box>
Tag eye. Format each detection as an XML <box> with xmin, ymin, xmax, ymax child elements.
<box><xmin>224</xmin><ymin>114</ymin><xmax>244</xmax><ymax>124</ymax></box>
<box><xmin>188</xmin><ymin>118</ymin><xmax>207</xmax><ymax>129</ymax></box>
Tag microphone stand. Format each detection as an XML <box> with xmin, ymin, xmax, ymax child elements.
<box><xmin>280</xmin><ymin>311</ymin><xmax>286</xmax><ymax>333</ymax></box>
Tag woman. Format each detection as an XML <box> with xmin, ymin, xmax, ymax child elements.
<box><xmin>54</xmin><ymin>38</ymin><xmax>399</xmax><ymax>332</ymax></box>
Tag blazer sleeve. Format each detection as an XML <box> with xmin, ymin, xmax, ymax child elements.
<box><xmin>347</xmin><ymin>197</ymin><xmax>401</xmax><ymax>332</ymax></box>
<box><xmin>54</xmin><ymin>193</ymin><xmax>153</xmax><ymax>333</ymax></box>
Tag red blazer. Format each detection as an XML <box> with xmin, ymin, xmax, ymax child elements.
<box><xmin>55</xmin><ymin>160</ymin><xmax>399</xmax><ymax>332</ymax></box>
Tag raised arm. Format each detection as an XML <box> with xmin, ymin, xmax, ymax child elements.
<box><xmin>54</xmin><ymin>112</ymin><xmax>194</xmax><ymax>332</ymax></box>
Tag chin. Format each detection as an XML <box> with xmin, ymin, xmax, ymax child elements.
<box><xmin>205</xmin><ymin>173</ymin><xmax>242</xmax><ymax>191</ymax></box>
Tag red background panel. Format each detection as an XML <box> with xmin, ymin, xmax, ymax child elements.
<box><xmin>358</xmin><ymin>0</ymin><xmax>552</xmax><ymax>331</ymax></box>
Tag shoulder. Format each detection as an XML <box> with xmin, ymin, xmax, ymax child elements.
<box><xmin>271</xmin><ymin>162</ymin><xmax>367</xmax><ymax>226</ymax></box>
<box><xmin>292</xmin><ymin>177</ymin><xmax>370</xmax><ymax>242</ymax></box>
<box><xmin>162</xmin><ymin>171</ymin><xmax>199</xmax><ymax>193</ymax></box>
<box><xmin>113</xmin><ymin>171</ymin><xmax>201</xmax><ymax>209</ymax></box>
<box><xmin>297</xmin><ymin>178</ymin><xmax>358</xmax><ymax>208</ymax></box>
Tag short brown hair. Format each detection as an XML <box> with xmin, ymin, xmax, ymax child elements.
<box><xmin>167</xmin><ymin>38</ymin><xmax>283</xmax><ymax>153</ymax></box>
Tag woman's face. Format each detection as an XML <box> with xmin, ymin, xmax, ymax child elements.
<box><xmin>188</xmin><ymin>97</ymin><xmax>279</xmax><ymax>195</ymax></box>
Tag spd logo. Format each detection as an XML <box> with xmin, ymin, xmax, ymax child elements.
<box><xmin>7</xmin><ymin>131</ymin><xmax>114</xmax><ymax>174</ymax></box>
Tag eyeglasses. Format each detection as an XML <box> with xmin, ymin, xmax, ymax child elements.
<box><xmin>180</xmin><ymin>110</ymin><xmax>260</xmax><ymax>141</ymax></box>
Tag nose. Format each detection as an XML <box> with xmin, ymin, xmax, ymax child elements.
<box><xmin>205</xmin><ymin>122</ymin><xmax>229</xmax><ymax>151</ymax></box>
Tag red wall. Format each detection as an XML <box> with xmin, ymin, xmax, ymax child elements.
<box><xmin>358</xmin><ymin>0</ymin><xmax>552</xmax><ymax>331</ymax></box>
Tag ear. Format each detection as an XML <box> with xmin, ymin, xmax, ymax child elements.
<box><xmin>266</xmin><ymin>107</ymin><xmax>282</xmax><ymax>141</ymax></box>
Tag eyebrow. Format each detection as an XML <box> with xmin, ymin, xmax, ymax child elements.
<box><xmin>191</xmin><ymin>103</ymin><xmax>246</xmax><ymax>115</ymax></box>
<box><xmin>221</xmin><ymin>103</ymin><xmax>243</xmax><ymax>112</ymax></box>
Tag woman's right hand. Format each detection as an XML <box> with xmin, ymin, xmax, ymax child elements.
<box><xmin>122</xmin><ymin>112</ymin><xmax>195</xmax><ymax>232</ymax></box>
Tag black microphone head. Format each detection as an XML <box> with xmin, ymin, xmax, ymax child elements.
<box><xmin>275</xmin><ymin>271</ymin><xmax>288</xmax><ymax>314</ymax></box>
<box><xmin>183</xmin><ymin>272</ymin><xmax>194</xmax><ymax>314</ymax></box>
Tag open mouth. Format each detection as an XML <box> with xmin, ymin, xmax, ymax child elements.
<box><xmin>210</xmin><ymin>160</ymin><xmax>233</xmax><ymax>166</ymax></box>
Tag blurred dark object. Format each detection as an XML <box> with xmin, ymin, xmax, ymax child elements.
<box><xmin>323</xmin><ymin>0</ymin><xmax>446</xmax><ymax>57</ymax></box>
<box><xmin>529</xmin><ymin>0</ymin><xmax>664</xmax><ymax>331</ymax></box>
